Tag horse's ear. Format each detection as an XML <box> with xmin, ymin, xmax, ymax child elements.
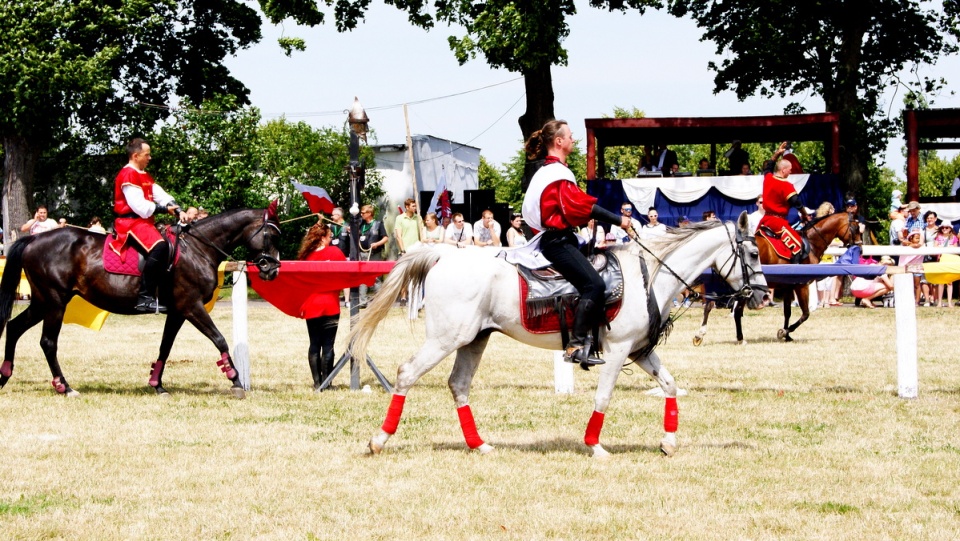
<box><xmin>266</xmin><ymin>199</ymin><xmax>279</xmax><ymax>223</ymax></box>
<box><xmin>737</xmin><ymin>210</ymin><xmax>750</xmax><ymax>233</ymax></box>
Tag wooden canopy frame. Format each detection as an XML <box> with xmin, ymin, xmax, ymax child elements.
<box><xmin>904</xmin><ymin>108</ymin><xmax>960</xmax><ymax>202</ymax></box>
<box><xmin>584</xmin><ymin>113</ymin><xmax>841</xmax><ymax>180</ymax></box>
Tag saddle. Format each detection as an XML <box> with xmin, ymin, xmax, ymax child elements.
<box><xmin>516</xmin><ymin>251</ymin><xmax>624</xmax><ymax>334</ymax></box>
<box><xmin>102</xmin><ymin>229</ymin><xmax>180</xmax><ymax>276</ymax></box>
<box><xmin>757</xmin><ymin>225</ymin><xmax>809</xmax><ymax>263</ymax></box>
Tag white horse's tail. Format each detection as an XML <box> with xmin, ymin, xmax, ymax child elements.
<box><xmin>348</xmin><ymin>250</ymin><xmax>442</xmax><ymax>361</ymax></box>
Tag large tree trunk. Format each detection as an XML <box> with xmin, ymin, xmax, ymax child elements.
<box><xmin>832</xmin><ymin>16</ymin><xmax>871</xmax><ymax>199</ymax></box>
<box><xmin>518</xmin><ymin>63</ymin><xmax>555</xmax><ymax>142</ymax></box>
<box><xmin>3</xmin><ymin>136</ymin><xmax>37</xmax><ymax>246</ymax></box>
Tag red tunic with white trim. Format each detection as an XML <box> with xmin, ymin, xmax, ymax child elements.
<box><xmin>521</xmin><ymin>158</ymin><xmax>596</xmax><ymax>234</ymax></box>
<box><xmin>759</xmin><ymin>172</ymin><xmax>802</xmax><ymax>252</ymax></box>
<box><xmin>111</xmin><ymin>166</ymin><xmax>164</xmax><ymax>254</ymax></box>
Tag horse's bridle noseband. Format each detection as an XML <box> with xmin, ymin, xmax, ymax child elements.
<box><xmin>715</xmin><ymin>223</ymin><xmax>768</xmax><ymax>301</ymax></box>
<box><xmin>247</xmin><ymin>216</ymin><xmax>282</xmax><ymax>275</ymax></box>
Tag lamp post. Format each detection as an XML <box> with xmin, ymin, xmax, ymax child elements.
<box><xmin>318</xmin><ymin>98</ymin><xmax>392</xmax><ymax>393</ymax></box>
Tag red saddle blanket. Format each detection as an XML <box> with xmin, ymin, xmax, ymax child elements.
<box><xmin>756</xmin><ymin>226</ymin><xmax>802</xmax><ymax>260</ymax></box>
<box><xmin>516</xmin><ymin>252</ymin><xmax>625</xmax><ymax>334</ymax></box>
<box><xmin>102</xmin><ymin>231</ymin><xmax>179</xmax><ymax>276</ymax></box>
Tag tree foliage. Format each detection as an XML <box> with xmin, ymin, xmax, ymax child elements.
<box><xmin>660</xmin><ymin>0</ymin><xmax>954</xmax><ymax>199</ymax></box>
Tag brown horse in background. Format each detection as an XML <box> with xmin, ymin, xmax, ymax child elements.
<box><xmin>0</xmin><ymin>207</ymin><xmax>281</xmax><ymax>397</ymax></box>
<box><xmin>694</xmin><ymin>211</ymin><xmax>862</xmax><ymax>345</ymax></box>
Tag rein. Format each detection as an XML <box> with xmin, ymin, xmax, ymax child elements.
<box><xmin>175</xmin><ymin>214</ymin><xmax>282</xmax><ymax>276</ymax></box>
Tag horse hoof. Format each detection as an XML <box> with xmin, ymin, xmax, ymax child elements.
<box><xmin>369</xmin><ymin>440</ymin><xmax>384</xmax><ymax>455</ymax></box>
<box><xmin>692</xmin><ymin>335</ymin><xmax>703</xmax><ymax>347</ymax></box>
<box><xmin>476</xmin><ymin>443</ymin><xmax>495</xmax><ymax>455</ymax></box>
<box><xmin>589</xmin><ymin>444</ymin><xmax>611</xmax><ymax>459</ymax></box>
<box><xmin>735</xmin><ymin>340</ymin><xmax>747</xmax><ymax>346</ymax></box>
<box><xmin>153</xmin><ymin>385</ymin><xmax>170</xmax><ymax>396</ymax></box>
<box><xmin>230</xmin><ymin>386</ymin><xmax>246</xmax><ymax>400</ymax></box>
<box><xmin>65</xmin><ymin>389</ymin><xmax>81</xmax><ymax>398</ymax></box>
<box><xmin>777</xmin><ymin>328</ymin><xmax>788</xmax><ymax>341</ymax></box>
<box><xmin>660</xmin><ymin>439</ymin><xmax>677</xmax><ymax>456</ymax></box>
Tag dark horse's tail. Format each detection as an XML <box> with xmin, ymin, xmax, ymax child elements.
<box><xmin>0</xmin><ymin>236</ymin><xmax>39</xmax><ymax>322</ymax></box>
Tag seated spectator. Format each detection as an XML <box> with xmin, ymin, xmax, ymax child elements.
<box><xmin>899</xmin><ymin>231</ymin><xmax>925</xmax><ymax>305</ymax></box>
<box><xmin>579</xmin><ymin>219</ymin><xmax>606</xmax><ymax>249</ymax></box>
<box><xmin>445</xmin><ymin>213</ymin><xmax>474</xmax><ymax>248</ymax></box>
<box><xmin>850</xmin><ymin>256</ymin><xmax>895</xmax><ymax>309</ymax></box>
<box><xmin>88</xmin><ymin>216</ymin><xmax>106</xmax><ymax>233</ymax></box>
<box><xmin>506</xmin><ymin>214</ymin><xmax>528</xmax><ymax>247</ymax></box>
<box><xmin>21</xmin><ymin>205</ymin><xmax>58</xmax><ymax>235</ymax></box>
<box><xmin>934</xmin><ymin>223</ymin><xmax>958</xmax><ymax>307</ymax></box>
<box><xmin>421</xmin><ymin>212</ymin><xmax>445</xmax><ymax>246</ymax></box>
<box><xmin>702</xmin><ymin>210</ymin><xmax>718</xmax><ymax>222</ymax></box>
<box><xmin>739</xmin><ymin>163</ymin><xmax>753</xmax><ymax>175</ymax></box>
<box><xmin>473</xmin><ymin>209</ymin><xmax>501</xmax><ymax>247</ymax></box>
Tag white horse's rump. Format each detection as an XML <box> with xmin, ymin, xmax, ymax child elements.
<box><xmin>350</xmin><ymin>212</ymin><xmax>768</xmax><ymax>457</ymax></box>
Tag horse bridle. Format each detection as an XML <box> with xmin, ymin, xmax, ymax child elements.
<box><xmin>714</xmin><ymin>223</ymin><xmax>768</xmax><ymax>302</ymax></box>
<box><xmin>246</xmin><ymin>213</ymin><xmax>282</xmax><ymax>275</ymax></box>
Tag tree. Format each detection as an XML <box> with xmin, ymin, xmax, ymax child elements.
<box><xmin>661</xmin><ymin>0</ymin><xmax>955</xmax><ymax>200</ymax></box>
<box><xmin>0</xmin><ymin>0</ymin><xmax>264</xmax><ymax>244</ymax></box>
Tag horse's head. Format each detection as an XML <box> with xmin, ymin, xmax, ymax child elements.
<box><xmin>246</xmin><ymin>200</ymin><xmax>282</xmax><ymax>281</ymax></box>
<box><xmin>715</xmin><ymin>211</ymin><xmax>770</xmax><ymax>309</ymax></box>
<box><xmin>842</xmin><ymin>212</ymin><xmax>864</xmax><ymax>247</ymax></box>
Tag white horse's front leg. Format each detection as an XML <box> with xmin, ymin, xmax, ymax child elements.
<box><xmin>637</xmin><ymin>352</ymin><xmax>679</xmax><ymax>457</ymax></box>
<box><xmin>585</xmin><ymin>357</ymin><xmax>627</xmax><ymax>458</ymax></box>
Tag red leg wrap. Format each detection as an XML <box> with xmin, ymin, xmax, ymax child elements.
<box><xmin>664</xmin><ymin>397</ymin><xmax>678</xmax><ymax>433</ymax></box>
<box><xmin>381</xmin><ymin>394</ymin><xmax>406</xmax><ymax>435</ymax></box>
<box><xmin>457</xmin><ymin>405</ymin><xmax>485</xmax><ymax>449</ymax></box>
<box><xmin>51</xmin><ymin>377</ymin><xmax>66</xmax><ymax>394</ymax></box>
<box><xmin>216</xmin><ymin>353</ymin><xmax>237</xmax><ymax>380</ymax></box>
<box><xmin>149</xmin><ymin>360</ymin><xmax>165</xmax><ymax>387</ymax></box>
<box><xmin>584</xmin><ymin>411</ymin><xmax>605</xmax><ymax>446</ymax></box>
<box><xmin>0</xmin><ymin>360</ymin><xmax>12</xmax><ymax>378</ymax></box>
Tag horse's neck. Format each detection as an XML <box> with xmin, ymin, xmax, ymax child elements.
<box><xmin>191</xmin><ymin>211</ymin><xmax>256</xmax><ymax>258</ymax></box>
<box><xmin>805</xmin><ymin>216</ymin><xmax>844</xmax><ymax>259</ymax></box>
<box><xmin>645</xmin><ymin>228</ymin><xmax>726</xmax><ymax>311</ymax></box>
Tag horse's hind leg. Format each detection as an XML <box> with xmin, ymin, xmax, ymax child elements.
<box><xmin>0</xmin><ymin>304</ymin><xmax>46</xmax><ymax>390</ymax></box>
<box><xmin>448</xmin><ymin>331</ymin><xmax>494</xmax><ymax>454</ymax></box>
<box><xmin>370</xmin><ymin>336</ymin><xmax>462</xmax><ymax>455</ymax></box>
<box><xmin>692</xmin><ymin>300</ymin><xmax>714</xmax><ymax>346</ymax></box>
<box><xmin>37</xmin><ymin>306</ymin><xmax>78</xmax><ymax>396</ymax></box>
<box><xmin>734</xmin><ymin>300</ymin><xmax>747</xmax><ymax>345</ymax></box>
<box><xmin>150</xmin><ymin>313</ymin><xmax>186</xmax><ymax>395</ymax></box>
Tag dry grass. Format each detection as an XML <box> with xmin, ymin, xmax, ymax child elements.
<box><xmin>1</xmin><ymin>300</ymin><xmax>959</xmax><ymax>540</ymax></box>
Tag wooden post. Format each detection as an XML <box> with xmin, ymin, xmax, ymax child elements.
<box><xmin>404</xmin><ymin>104</ymin><xmax>420</xmax><ymax>209</ymax></box>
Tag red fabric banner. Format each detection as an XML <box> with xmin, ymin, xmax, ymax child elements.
<box><xmin>246</xmin><ymin>260</ymin><xmax>395</xmax><ymax>318</ymax></box>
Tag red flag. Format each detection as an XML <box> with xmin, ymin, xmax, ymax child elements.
<box><xmin>438</xmin><ymin>189</ymin><xmax>451</xmax><ymax>219</ymax></box>
<box><xmin>291</xmin><ymin>180</ymin><xmax>335</xmax><ymax>214</ymax></box>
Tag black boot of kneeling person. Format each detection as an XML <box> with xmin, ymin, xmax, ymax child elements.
<box><xmin>135</xmin><ymin>243</ymin><xmax>168</xmax><ymax>313</ymax></box>
<box><xmin>563</xmin><ymin>298</ymin><xmax>605</xmax><ymax>367</ymax></box>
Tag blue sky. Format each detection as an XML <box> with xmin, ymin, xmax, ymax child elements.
<box><xmin>224</xmin><ymin>2</ymin><xmax>960</xmax><ymax>179</ymax></box>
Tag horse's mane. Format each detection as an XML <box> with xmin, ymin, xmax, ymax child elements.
<box><xmin>800</xmin><ymin>210</ymin><xmax>845</xmax><ymax>233</ymax></box>
<box><xmin>617</xmin><ymin>221</ymin><xmax>728</xmax><ymax>279</ymax></box>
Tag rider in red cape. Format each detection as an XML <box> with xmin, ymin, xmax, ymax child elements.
<box><xmin>111</xmin><ymin>138</ymin><xmax>180</xmax><ymax>313</ymax></box>
<box><xmin>521</xmin><ymin>119</ymin><xmax>633</xmax><ymax>366</ymax></box>
<box><xmin>758</xmin><ymin>141</ymin><xmax>809</xmax><ymax>262</ymax></box>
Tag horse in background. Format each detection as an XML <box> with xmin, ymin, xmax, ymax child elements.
<box><xmin>0</xmin><ymin>207</ymin><xmax>281</xmax><ymax>397</ymax></box>
<box><xmin>349</xmin><ymin>212</ymin><xmax>769</xmax><ymax>458</ymax></box>
<box><xmin>693</xmin><ymin>211</ymin><xmax>861</xmax><ymax>345</ymax></box>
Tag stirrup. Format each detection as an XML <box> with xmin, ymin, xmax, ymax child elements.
<box><xmin>135</xmin><ymin>295</ymin><xmax>167</xmax><ymax>314</ymax></box>
<box><xmin>563</xmin><ymin>345</ymin><xmax>605</xmax><ymax>366</ymax></box>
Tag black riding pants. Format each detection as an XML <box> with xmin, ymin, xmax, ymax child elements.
<box><xmin>306</xmin><ymin>315</ymin><xmax>339</xmax><ymax>359</ymax></box>
<box><xmin>539</xmin><ymin>229</ymin><xmax>605</xmax><ymax>308</ymax></box>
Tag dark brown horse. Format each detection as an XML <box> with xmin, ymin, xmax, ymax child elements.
<box><xmin>0</xmin><ymin>207</ymin><xmax>281</xmax><ymax>397</ymax></box>
<box><xmin>693</xmin><ymin>211</ymin><xmax>861</xmax><ymax>345</ymax></box>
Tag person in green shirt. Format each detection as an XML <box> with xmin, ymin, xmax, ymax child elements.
<box><xmin>394</xmin><ymin>198</ymin><xmax>423</xmax><ymax>256</ymax></box>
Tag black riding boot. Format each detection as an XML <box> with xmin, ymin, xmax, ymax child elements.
<box><xmin>136</xmin><ymin>243</ymin><xmax>168</xmax><ymax>313</ymax></box>
<box><xmin>320</xmin><ymin>351</ymin><xmax>335</xmax><ymax>389</ymax></box>
<box><xmin>308</xmin><ymin>352</ymin><xmax>322</xmax><ymax>391</ymax></box>
<box><xmin>563</xmin><ymin>298</ymin><xmax>605</xmax><ymax>366</ymax></box>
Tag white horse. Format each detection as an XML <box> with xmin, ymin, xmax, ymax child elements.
<box><xmin>349</xmin><ymin>212</ymin><xmax>768</xmax><ymax>458</ymax></box>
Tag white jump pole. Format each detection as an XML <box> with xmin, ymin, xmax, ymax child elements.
<box><xmin>553</xmin><ymin>351</ymin><xmax>574</xmax><ymax>394</ymax></box>
<box><xmin>893</xmin><ymin>272</ymin><xmax>918</xmax><ymax>399</ymax></box>
<box><xmin>232</xmin><ymin>270</ymin><xmax>251</xmax><ymax>391</ymax></box>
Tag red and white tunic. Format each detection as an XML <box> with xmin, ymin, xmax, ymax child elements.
<box><xmin>110</xmin><ymin>165</ymin><xmax>175</xmax><ymax>254</ymax></box>
<box><xmin>521</xmin><ymin>158</ymin><xmax>596</xmax><ymax>234</ymax></box>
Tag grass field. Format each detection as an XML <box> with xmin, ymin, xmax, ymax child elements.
<box><xmin>1</xmin><ymin>300</ymin><xmax>959</xmax><ymax>539</ymax></box>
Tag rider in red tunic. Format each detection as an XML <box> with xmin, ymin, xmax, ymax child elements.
<box><xmin>758</xmin><ymin>141</ymin><xmax>809</xmax><ymax>262</ymax></box>
<box><xmin>111</xmin><ymin>138</ymin><xmax>180</xmax><ymax>313</ymax></box>
<box><xmin>521</xmin><ymin>120</ymin><xmax>633</xmax><ymax>366</ymax></box>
